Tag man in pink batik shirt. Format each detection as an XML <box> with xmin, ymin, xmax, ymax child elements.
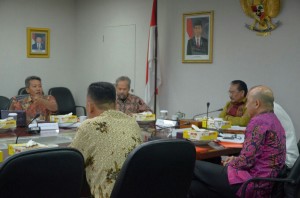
<box><xmin>188</xmin><ymin>85</ymin><xmax>286</xmax><ymax>198</ymax></box>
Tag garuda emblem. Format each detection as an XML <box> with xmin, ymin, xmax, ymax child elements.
<box><xmin>240</xmin><ymin>0</ymin><xmax>281</xmax><ymax>35</ymax></box>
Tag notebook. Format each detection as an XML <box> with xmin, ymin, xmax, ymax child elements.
<box><xmin>1</xmin><ymin>110</ymin><xmax>27</xmax><ymax>127</ymax></box>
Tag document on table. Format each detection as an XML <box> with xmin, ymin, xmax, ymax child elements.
<box><xmin>217</xmin><ymin>133</ymin><xmax>245</xmax><ymax>143</ymax></box>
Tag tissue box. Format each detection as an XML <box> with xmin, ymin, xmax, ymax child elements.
<box><xmin>8</xmin><ymin>143</ymin><xmax>27</xmax><ymax>155</ymax></box>
<box><xmin>201</xmin><ymin>119</ymin><xmax>231</xmax><ymax>129</ymax></box>
<box><xmin>50</xmin><ymin>115</ymin><xmax>78</xmax><ymax>123</ymax></box>
<box><xmin>133</xmin><ymin>113</ymin><xmax>156</xmax><ymax>121</ymax></box>
<box><xmin>8</xmin><ymin>143</ymin><xmax>48</xmax><ymax>155</ymax></box>
<box><xmin>201</xmin><ymin>119</ymin><xmax>215</xmax><ymax>128</ymax></box>
<box><xmin>183</xmin><ymin>129</ymin><xmax>218</xmax><ymax>141</ymax></box>
<box><xmin>221</xmin><ymin>121</ymin><xmax>231</xmax><ymax>129</ymax></box>
<box><xmin>0</xmin><ymin>119</ymin><xmax>17</xmax><ymax>129</ymax></box>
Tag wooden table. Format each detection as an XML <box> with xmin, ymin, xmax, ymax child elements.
<box><xmin>153</xmin><ymin>132</ymin><xmax>241</xmax><ymax>161</ymax></box>
<box><xmin>177</xmin><ymin>119</ymin><xmax>244</xmax><ymax>160</ymax></box>
<box><xmin>195</xmin><ymin>144</ymin><xmax>241</xmax><ymax>160</ymax></box>
<box><xmin>179</xmin><ymin>119</ymin><xmax>202</xmax><ymax>129</ymax></box>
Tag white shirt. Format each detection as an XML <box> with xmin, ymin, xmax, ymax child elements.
<box><xmin>274</xmin><ymin>102</ymin><xmax>299</xmax><ymax>168</ymax></box>
<box><xmin>195</xmin><ymin>37</ymin><xmax>201</xmax><ymax>46</ymax></box>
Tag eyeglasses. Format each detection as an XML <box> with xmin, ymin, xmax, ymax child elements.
<box><xmin>228</xmin><ymin>90</ymin><xmax>240</xmax><ymax>95</ymax></box>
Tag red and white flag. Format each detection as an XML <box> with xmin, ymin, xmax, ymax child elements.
<box><xmin>145</xmin><ymin>0</ymin><xmax>161</xmax><ymax>110</ymax></box>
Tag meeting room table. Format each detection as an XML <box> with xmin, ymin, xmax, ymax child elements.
<box><xmin>0</xmin><ymin>127</ymin><xmax>77</xmax><ymax>163</ymax></box>
<box><xmin>139</xmin><ymin>119</ymin><xmax>243</xmax><ymax>161</ymax></box>
<box><xmin>1</xmin><ymin>120</ymin><xmax>244</xmax><ymax>164</ymax></box>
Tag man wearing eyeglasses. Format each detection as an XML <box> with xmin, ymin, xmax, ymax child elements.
<box><xmin>219</xmin><ymin>80</ymin><xmax>250</xmax><ymax>126</ymax></box>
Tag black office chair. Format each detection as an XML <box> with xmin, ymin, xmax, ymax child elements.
<box><xmin>18</xmin><ymin>87</ymin><xmax>45</xmax><ymax>95</ymax></box>
<box><xmin>241</xmin><ymin>156</ymin><xmax>300</xmax><ymax>198</ymax></box>
<box><xmin>0</xmin><ymin>96</ymin><xmax>10</xmax><ymax>110</ymax></box>
<box><xmin>0</xmin><ymin>147</ymin><xmax>85</xmax><ymax>198</ymax></box>
<box><xmin>111</xmin><ymin>139</ymin><xmax>196</xmax><ymax>198</ymax></box>
<box><xmin>17</xmin><ymin>87</ymin><xmax>28</xmax><ymax>95</ymax></box>
<box><xmin>48</xmin><ymin>87</ymin><xmax>86</xmax><ymax>116</ymax></box>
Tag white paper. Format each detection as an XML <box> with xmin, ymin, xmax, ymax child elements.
<box><xmin>58</xmin><ymin>122</ymin><xmax>81</xmax><ymax>128</ymax></box>
<box><xmin>155</xmin><ymin>119</ymin><xmax>177</xmax><ymax>129</ymax></box>
<box><xmin>228</xmin><ymin>126</ymin><xmax>246</xmax><ymax>131</ymax></box>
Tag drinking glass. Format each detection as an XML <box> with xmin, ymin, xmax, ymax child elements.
<box><xmin>214</xmin><ymin>118</ymin><xmax>223</xmax><ymax>130</ymax></box>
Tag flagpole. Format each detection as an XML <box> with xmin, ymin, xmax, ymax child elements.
<box><xmin>154</xmin><ymin>0</ymin><xmax>158</xmax><ymax>115</ymax></box>
<box><xmin>145</xmin><ymin>0</ymin><xmax>159</xmax><ymax>115</ymax></box>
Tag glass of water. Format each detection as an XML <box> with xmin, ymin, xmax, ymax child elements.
<box><xmin>214</xmin><ymin>118</ymin><xmax>223</xmax><ymax>130</ymax></box>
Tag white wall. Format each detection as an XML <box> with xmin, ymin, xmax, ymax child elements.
<box><xmin>75</xmin><ymin>0</ymin><xmax>300</xmax><ymax>139</ymax></box>
<box><xmin>74</xmin><ymin>0</ymin><xmax>152</xmax><ymax>106</ymax></box>
<box><xmin>157</xmin><ymin>0</ymin><xmax>300</xmax><ymax>138</ymax></box>
<box><xmin>0</xmin><ymin>0</ymin><xmax>77</xmax><ymax>97</ymax></box>
<box><xmin>1</xmin><ymin>0</ymin><xmax>299</xmax><ymax>139</ymax></box>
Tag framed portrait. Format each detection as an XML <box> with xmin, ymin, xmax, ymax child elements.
<box><xmin>182</xmin><ymin>11</ymin><xmax>214</xmax><ymax>63</ymax></box>
<box><xmin>27</xmin><ymin>27</ymin><xmax>50</xmax><ymax>58</ymax></box>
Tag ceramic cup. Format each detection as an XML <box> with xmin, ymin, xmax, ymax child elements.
<box><xmin>79</xmin><ymin>116</ymin><xmax>87</xmax><ymax>123</ymax></box>
<box><xmin>214</xmin><ymin>118</ymin><xmax>224</xmax><ymax>129</ymax></box>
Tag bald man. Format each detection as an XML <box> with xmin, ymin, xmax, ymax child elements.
<box><xmin>189</xmin><ymin>86</ymin><xmax>286</xmax><ymax>198</ymax></box>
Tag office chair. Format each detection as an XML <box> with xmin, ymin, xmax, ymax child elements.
<box><xmin>17</xmin><ymin>87</ymin><xmax>28</xmax><ymax>95</ymax></box>
<box><xmin>0</xmin><ymin>147</ymin><xmax>85</xmax><ymax>198</ymax></box>
<box><xmin>241</xmin><ymin>155</ymin><xmax>300</xmax><ymax>198</ymax></box>
<box><xmin>48</xmin><ymin>87</ymin><xmax>86</xmax><ymax>116</ymax></box>
<box><xmin>0</xmin><ymin>96</ymin><xmax>10</xmax><ymax>110</ymax></box>
<box><xmin>111</xmin><ymin>139</ymin><xmax>196</xmax><ymax>198</ymax></box>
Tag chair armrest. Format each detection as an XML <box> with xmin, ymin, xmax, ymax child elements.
<box><xmin>241</xmin><ymin>177</ymin><xmax>295</xmax><ymax>198</ymax></box>
<box><xmin>75</xmin><ymin>105</ymin><xmax>86</xmax><ymax>116</ymax></box>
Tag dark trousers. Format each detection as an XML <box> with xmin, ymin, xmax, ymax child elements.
<box><xmin>188</xmin><ymin>161</ymin><xmax>241</xmax><ymax>198</ymax></box>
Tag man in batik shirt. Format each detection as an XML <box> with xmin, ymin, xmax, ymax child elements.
<box><xmin>70</xmin><ymin>82</ymin><xmax>141</xmax><ymax>198</ymax></box>
<box><xmin>115</xmin><ymin>76</ymin><xmax>152</xmax><ymax>115</ymax></box>
<box><xmin>9</xmin><ymin>76</ymin><xmax>57</xmax><ymax>123</ymax></box>
<box><xmin>189</xmin><ymin>85</ymin><xmax>286</xmax><ymax>198</ymax></box>
<box><xmin>219</xmin><ymin>80</ymin><xmax>250</xmax><ymax>126</ymax></box>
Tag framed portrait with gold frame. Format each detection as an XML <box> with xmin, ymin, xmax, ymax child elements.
<box><xmin>182</xmin><ymin>11</ymin><xmax>214</xmax><ymax>63</ymax></box>
<box><xmin>27</xmin><ymin>27</ymin><xmax>50</xmax><ymax>58</ymax></box>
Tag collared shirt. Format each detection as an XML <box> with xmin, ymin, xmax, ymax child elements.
<box><xmin>195</xmin><ymin>37</ymin><xmax>201</xmax><ymax>46</ymax></box>
<box><xmin>70</xmin><ymin>110</ymin><xmax>142</xmax><ymax>198</ymax></box>
<box><xmin>227</xmin><ymin>112</ymin><xmax>286</xmax><ymax>198</ymax></box>
<box><xmin>116</xmin><ymin>94</ymin><xmax>152</xmax><ymax>115</ymax></box>
<box><xmin>219</xmin><ymin>98</ymin><xmax>250</xmax><ymax>126</ymax></box>
<box><xmin>274</xmin><ymin>102</ymin><xmax>299</xmax><ymax>168</ymax></box>
<box><xmin>9</xmin><ymin>94</ymin><xmax>57</xmax><ymax>123</ymax></box>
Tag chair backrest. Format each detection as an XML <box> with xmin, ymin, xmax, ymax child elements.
<box><xmin>111</xmin><ymin>139</ymin><xmax>196</xmax><ymax>198</ymax></box>
<box><xmin>285</xmin><ymin>156</ymin><xmax>300</xmax><ymax>198</ymax></box>
<box><xmin>0</xmin><ymin>96</ymin><xmax>10</xmax><ymax>110</ymax></box>
<box><xmin>48</xmin><ymin>87</ymin><xmax>76</xmax><ymax>115</ymax></box>
<box><xmin>18</xmin><ymin>87</ymin><xmax>28</xmax><ymax>95</ymax></box>
<box><xmin>0</xmin><ymin>147</ymin><xmax>85</xmax><ymax>198</ymax></box>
